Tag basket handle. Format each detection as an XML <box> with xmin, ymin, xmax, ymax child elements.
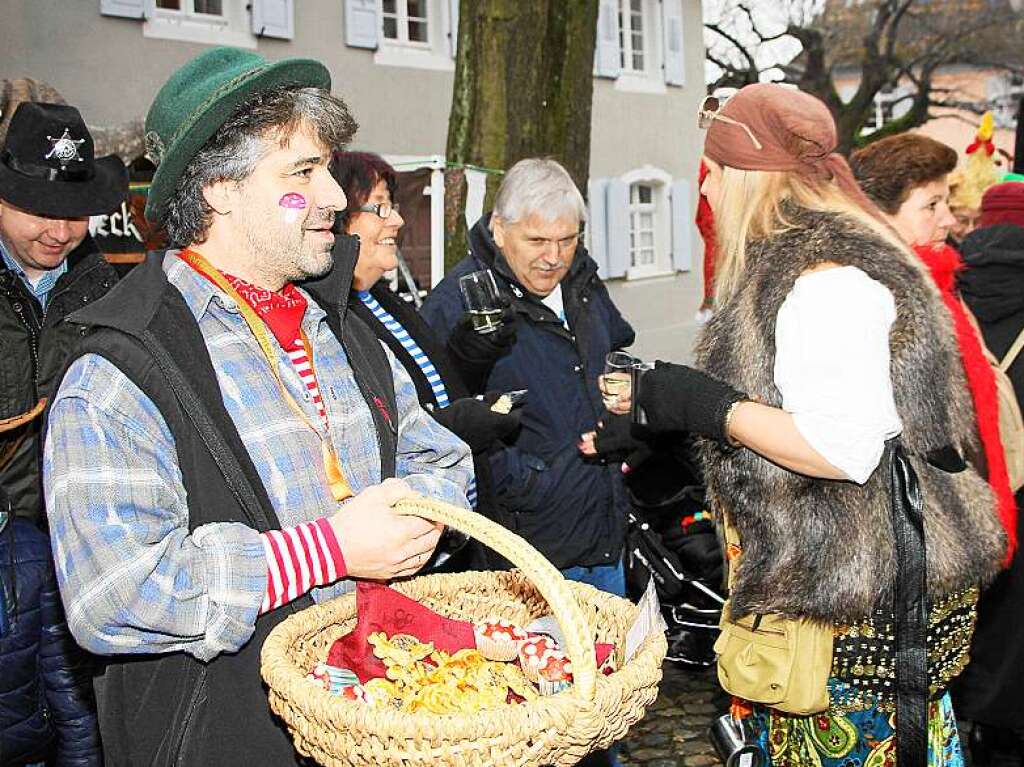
<box><xmin>393</xmin><ymin>497</ymin><xmax>598</xmax><ymax>701</ymax></box>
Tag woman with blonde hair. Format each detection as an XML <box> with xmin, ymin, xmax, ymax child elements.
<box><xmin>615</xmin><ymin>84</ymin><xmax>1006</xmax><ymax>767</ymax></box>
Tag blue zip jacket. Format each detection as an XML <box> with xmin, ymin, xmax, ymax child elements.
<box><xmin>0</xmin><ymin>512</ymin><xmax>101</xmax><ymax>766</ymax></box>
<box><xmin>420</xmin><ymin>214</ymin><xmax>635</xmax><ymax>568</ymax></box>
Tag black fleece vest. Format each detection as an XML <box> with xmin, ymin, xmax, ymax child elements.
<box><xmin>696</xmin><ymin>208</ymin><xmax>1006</xmax><ymax>624</ymax></box>
<box><xmin>51</xmin><ymin>251</ymin><xmax>397</xmax><ymax>767</ymax></box>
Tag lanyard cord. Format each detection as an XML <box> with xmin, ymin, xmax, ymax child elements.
<box><xmin>180</xmin><ymin>249</ymin><xmax>353</xmax><ymax>502</ymax></box>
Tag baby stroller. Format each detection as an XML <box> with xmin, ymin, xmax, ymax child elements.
<box><xmin>622</xmin><ymin>439</ymin><xmax>726</xmax><ymax>667</ymax></box>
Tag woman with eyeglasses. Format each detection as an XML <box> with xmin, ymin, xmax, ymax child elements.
<box><xmin>333</xmin><ymin>152</ymin><xmax>520</xmax><ymax>569</ymax></box>
<box><xmin>612</xmin><ymin>84</ymin><xmax>1006</xmax><ymax>767</ymax></box>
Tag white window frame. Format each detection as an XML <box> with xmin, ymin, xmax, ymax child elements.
<box><xmin>618</xmin><ymin>0</ymin><xmax>646</xmax><ymax>75</ymax></box>
<box><xmin>374</xmin><ymin>0</ymin><xmax>455</xmax><ymax>71</ymax></box>
<box><xmin>992</xmin><ymin>73</ymin><xmax>1024</xmax><ymax>130</ymax></box>
<box><xmin>381</xmin><ymin>0</ymin><xmax>431</xmax><ymax>49</ymax></box>
<box><xmin>145</xmin><ymin>0</ymin><xmax>256</xmax><ymax>48</ymax></box>
<box><xmin>621</xmin><ymin>166</ymin><xmax>673</xmax><ymax>280</ymax></box>
<box><xmin>861</xmin><ymin>85</ymin><xmax>911</xmax><ymax>135</ymax></box>
<box><xmin>613</xmin><ymin>0</ymin><xmax>666</xmax><ymax>94</ymax></box>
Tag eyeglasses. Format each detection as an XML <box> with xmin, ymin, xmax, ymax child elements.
<box><xmin>698</xmin><ymin>95</ymin><xmax>763</xmax><ymax>151</ymax></box>
<box><xmin>352</xmin><ymin>202</ymin><xmax>400</xmax><ymax>219</ymax></box>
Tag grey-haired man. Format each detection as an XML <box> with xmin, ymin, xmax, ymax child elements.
<box><xmin>421</xmin><ymin>158</ymin><xmax>636</xmax><ymax>593</ymax></box>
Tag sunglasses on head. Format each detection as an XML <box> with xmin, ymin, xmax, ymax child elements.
<box><xmin>698</xmin><ymin>94</ymin><xmax>763</xmax><ymax>150</ymax></box>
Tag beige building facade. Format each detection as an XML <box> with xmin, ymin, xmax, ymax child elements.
<box><xmin>2</xmin><ymin>0</ymin><xmax>711</xmax><ymax>362</ymax></box>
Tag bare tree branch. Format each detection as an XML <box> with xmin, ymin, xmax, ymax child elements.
<box><xmin>704</xmin><ymin>0</ymin><xmax>1023</xmax><ymax>152</ymax></box>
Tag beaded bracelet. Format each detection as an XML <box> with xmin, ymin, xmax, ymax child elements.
<box><xmin>723</xmin><ymin>398</ymin><xmax>744</xmax><ymax>448</ymax></box>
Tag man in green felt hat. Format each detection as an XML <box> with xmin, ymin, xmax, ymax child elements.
<box><xmin>43</xmin><ymin>46</ymin><xmax>474</xmax><ymax>765</ymax></box>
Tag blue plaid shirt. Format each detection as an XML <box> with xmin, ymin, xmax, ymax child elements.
<box><xmin>0</xmin><ymin>236</ymin><xmax>68</xmax><ymax>309</ymax></box>
<box><xmin>43</xmin><ymin>253</ymin><xmax>473</xmax><ymax>662</ymax></box>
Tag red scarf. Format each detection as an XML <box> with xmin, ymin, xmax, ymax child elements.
<box><xmin>914</xmin><ymin>243</ymin><xmax>1017</xmax><ymax>562</ymax></box>
<box><xmin>220</xmin><ymin>274</ymin><xmax>308</xmax><ymax>351</ymax></box>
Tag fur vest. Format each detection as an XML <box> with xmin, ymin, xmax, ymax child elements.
<box><xmin>695</xmin><ymin>207</ymin><xmax>1006</xmax><ymax>625</ymax></box>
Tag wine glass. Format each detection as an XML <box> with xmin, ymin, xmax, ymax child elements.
<box><xmin>599</xmin><ymin>351</ymin><xmax>639</xmax><ymax>411</ymax></box>
<box><xmin>458</xmin><ymin>270</ymin><xmax>503</xmax><ymax>334</ymax></box>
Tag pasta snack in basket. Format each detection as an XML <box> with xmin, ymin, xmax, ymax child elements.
<box><xmin>261</xmin><ymin>497</ymin><xmax>668</xmax><ymax>767</ymax></box>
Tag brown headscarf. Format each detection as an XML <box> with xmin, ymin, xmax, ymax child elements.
<box><xmin>703</xmin><ymin>83</ymin><xmax>884</xmax><ymax>220</ymax></box>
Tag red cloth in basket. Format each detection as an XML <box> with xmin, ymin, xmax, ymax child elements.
<box><xmin>326</xmin><ymin>581</ymin><xmax>616</xmax><ymax>683</ymax></box>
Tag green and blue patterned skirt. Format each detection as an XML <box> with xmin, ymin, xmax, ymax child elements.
<box><xmin>750</xmin><ymin>681</ymin><xmax>964</xmax><ymax>767</ymax></box>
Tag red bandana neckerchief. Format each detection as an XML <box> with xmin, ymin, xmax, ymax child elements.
<box><xmin>220</xmin><ymin>274</ymin><xmax>309</xmax><ymax>352</ymax></box>
<box><xmin>914</xmin><ymin>243</ymin><xmax>1017</xmax><ymax>562</ymax></box>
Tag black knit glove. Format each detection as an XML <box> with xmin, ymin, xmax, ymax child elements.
<box><xmin>592</xmin><ymin>413</ymin><xmax>654</xmax><ymax>471</ymax></box>
<box><xmin>445</xmin><ymin>297</ymin><xmax>518</xmax><ymax>393</ymax></box>
<box><xmin>634</xmin><ymin>362</ymin><xmax>746</xmax><ymax>443</ymax></box>
<box><xmin>430</xmin><ymin>395</ymin><xmax>521</xmax><ymax>454</ymax></box>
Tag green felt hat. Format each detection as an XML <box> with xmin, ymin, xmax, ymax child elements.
<box><xmin>143</xmin><ymin>46</ymin><xmax>330</xmax><ymax>223</ymax></box>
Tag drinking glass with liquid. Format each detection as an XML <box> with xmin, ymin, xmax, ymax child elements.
<box><xmin>458</xmin><ymin>270</ymin><xmax>504</xmax><ymax>334</ymax></box>
<box><xmin>599</xmin><ymin>351</ymin><xmax>640</xmax><ymax>410</ymax></box>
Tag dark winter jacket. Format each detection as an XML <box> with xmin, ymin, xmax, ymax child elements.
<box><xmin>48</xmin><ymin>237</ymin><xmax>398</xmax><ymax>767</ymax></box>
<box><xmin>420</xmin><ymin>214</ymin><xmax>635</xmax><ymax>569</ymax></box>
<box><xmin>0</xmin><ymin>508</ymin><xmax>101</xmax><ymax>766</ymax></box>
<box><xmin>0</xmin><ymin>236</ymin><xmax>119</xmax><ymax>525</ymax></box>
<box><xmin>960</xmin><ymin>223</ymin><xmax>1024</xmax><ymax>402</ymax></box>
<box><xmin>954</xmin><ymin>222</ymin><xmax>1024</xmax><ymax>729</ymax></box>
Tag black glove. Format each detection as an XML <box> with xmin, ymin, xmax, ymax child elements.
<box><xmin>430</xmin><ymin>395</ymin><xmax>521</xmax><ymax>454</ymax></box>
<box><xmin>445</xmin><ymin>297</ymin><xmax>518</xmax><ymax>393</ymax></box>
<box><xmin>592</xmin><ymin>413</ymin><xmax>654</xmax><ymax>472</ymax></box>
<box><xmin>634</xmin><ymin>362</ymin><xmax>745</xmax><ymax>443</ymax></box>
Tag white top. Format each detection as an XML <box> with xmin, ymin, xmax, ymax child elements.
<box><xmin>540</xmin><ymin>284</ymin><xmax>569</xmax><ymax>329</ymax></box>
<box><xmin>774</xmin><ymin>266</ymin><xmax>903</xmax><ymax>484</ymax></box>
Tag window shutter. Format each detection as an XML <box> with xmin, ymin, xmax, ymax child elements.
<box><xmin>447</xmin><ymin>0</ymin><xmax>460</xmax><ymax>58</ymax></box>
<box><xmin>670</xmin><ymin>179</ymin><xmax>692</xmax><ymax>272</ymax></box>
<box><xmin>100</xmin><ymin>0</ymin><xmax>149</xmax><ymax>19</ymax></box>
<box><xmin>606</xmin><ymin>178</ymin><xmax>630</xmax><ymax>279</ymax></box>
<box><xmin>587</xmin><ymin>178</ymin><xmax>610</xmax><ymax>278</ymax></box>
<box><xmin>345</xmin><ymin>0</ymin><xmax>380</xmax><ymax>50</ymax></box>
<box><xmin>593</xmin><ymin>0</ymin><xmax>622</xmax><ymax>79</ymax></box>
<box><xmin>251</xmin><ymin>0</ymin><xmax>294</xmax><ymax>40</ymax></box>
<box><xmin>661</xmin><ymin>0</ymin><xmax>686</xmax><ymax>86</ymax></box>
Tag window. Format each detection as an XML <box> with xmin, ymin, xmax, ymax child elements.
<box><xmin>992</xmin><ymin>74</ymin><xmax>1024</xmax><ymax>130</ymax></box>
<box><xmin>628</xmin><ymin>183</ymin><xmax>657</xmax><ymax>270</ymax></box>
<box><xmin>382</xmin><ymin>0</ymin><xmax>429</xmax><ymax>46</ymax></box>
<box><xmin>593</xmin><ymin>0</ymin><xmax>684</xmax><ymax>92</ymax></box>
<box><xmin>155</xmin><ymin>0</ymin><xmax>225</xmax><ymax>18</ymax></box>
<box><xmin>861</xmin><ymin>85</ymin><xmax>911</xmax><ymax>136</ymax></box>
<box><xmin>352</xmin><ymin>0</ymin><xmax>456</xmax><ymax>72</ymax></box>
<box><xmin>618</xmin><ymin>0</ymin><xmax>645</xmax><ymax>73</ymax></box>
<box><xmin>145</xmin><ymin>0</ymin><xmax>255</xmax><ymax>47</ymax></box>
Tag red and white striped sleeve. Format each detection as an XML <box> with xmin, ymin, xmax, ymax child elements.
<box><xmin>258</xmin><ymin>517</ymin><xmax>347</xmax><ymax>614</ymax></box>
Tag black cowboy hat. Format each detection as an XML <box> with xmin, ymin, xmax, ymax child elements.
<box><xmin>0</xmin><ymin>102</ymin><xmax>127</xmax><ymax>218</ymax></box>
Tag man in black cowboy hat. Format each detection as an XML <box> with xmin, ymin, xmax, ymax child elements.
<box><xmin>0</xmin><ymin>101</ymin><xmax>127</xmax><ymax>526</ymax></box>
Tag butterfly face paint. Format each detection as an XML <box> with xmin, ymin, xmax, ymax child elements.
<box><xmin>279</xmin><ymin>192</ymin><xmax>307</xmax><ymax>224</ymax></box>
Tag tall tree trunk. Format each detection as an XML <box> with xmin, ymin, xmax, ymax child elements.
<box><xmin>444</xmin><ymin>0</ymin><xmax>599</xmax><ymax>270</ymax></box>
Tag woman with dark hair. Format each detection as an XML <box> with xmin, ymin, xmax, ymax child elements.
<box><xmin>333</xmin><ymin>151</ymin><xmax>519</xmax><ymax>568</ymax></box>
<box><xmin>610</xmin><ymin>84</ymin><xmax>1005</xmax><ymax>767</ymax></box>
<box><xmin>851</xmin><ymin>134</ymin><xmax>1017</xmax><ymax>573</ymax></box>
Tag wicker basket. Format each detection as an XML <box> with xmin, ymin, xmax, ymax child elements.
<box><xmin>261</xmin><ymin>497</ymin><xmax>667</xmax><ymax>766</ymax></box>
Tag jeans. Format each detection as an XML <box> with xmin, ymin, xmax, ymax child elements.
<box><xmin>560</xmin><ymin>559</ymin><xmax>626</xmax><ymax>597</ymax></box>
